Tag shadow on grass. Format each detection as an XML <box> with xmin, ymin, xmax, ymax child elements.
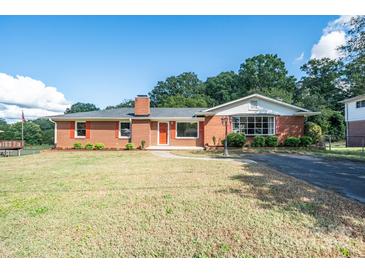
<box><xmin>218</xmin><ymin>165</ymin><xmax>365</xmax><ymax>241</ymax></box>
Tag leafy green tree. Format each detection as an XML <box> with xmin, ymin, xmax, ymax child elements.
<box><xmin>295</xmin><ymin>58</ymin><xmax>345</xmax><ymax>111</ymax></box>
<box><xmin>308</xmin><ymin>109</ymin><xmax>345</xmax><ymax>141</ymax></box>
<box><xmin>65</xmin><ymin>102</ymin><xmax>99</xmax><ymax>114</ymax></box>
<box><xmin>238</xmin><ymin>54</ymin><xmax>296</xmax><ymax>103</ymax></box>
<box><xmin>340</xmin><ymin>16</ymin><xmax>365</xmax><ymax>98</ymax></box>
<box><xmin>105</xmin><ymin>99</ymin><xmax>134</xmax><ymax>109</ymax></box>
<box><xmin>0</xmin><ymin>118</ymin><xmax>10</xmax><ymax>140</ymax></box>
<box><xmin>161</xmin><ymin>94</ymin><xmax>210</xmax><ymax>107</ymax></box>
<box><xmin>148</xmin><ymin>72</ymin><xmax>209</xmax><ymax>107</ymax></box>
<box><xmin>32</xmin><ymin>118</ymin><xmax>55</xmax><ymax>145</ymax></box>
<box><xmin>204</xmin><ymin>71</ymin><xmax>240</xmax><ymax>105</ymax></box>
<box><xmin>7</xmin><ymin>122</ymin><xmax>43</xmax><ymax>145</ymax></box>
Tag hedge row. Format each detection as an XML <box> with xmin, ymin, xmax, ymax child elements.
<box><xmin>221</xmin><ymin>133</ymin><xmax>313</xmax><ymax>148</ymax></box>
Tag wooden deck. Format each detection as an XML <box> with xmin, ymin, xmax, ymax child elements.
<box><xmin>0</xmin><ymin>140</ymin><xmax>24</xmax><ymax>150</ymax></box>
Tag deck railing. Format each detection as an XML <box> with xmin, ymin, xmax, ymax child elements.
<box><xmin>0</xmin><ymin>140</ymin><xmax>25</xmax><ymax>150</ymax></box>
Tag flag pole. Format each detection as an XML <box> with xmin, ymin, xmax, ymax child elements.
<box><xmin>21</xmin><ymin>110</ymin><xmax>24</xmax><ymax>146</ymax></box>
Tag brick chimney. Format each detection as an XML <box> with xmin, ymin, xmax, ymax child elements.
<box><xmin>134</xmin><ymin>95</ymin><xmax>150</xmax><ymax>116</ymax></box>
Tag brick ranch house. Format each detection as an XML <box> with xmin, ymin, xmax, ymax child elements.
<box><xmin>49</xmin><ymin>94</ymin><xmax>318</xmax><ymax>149</ymax></box>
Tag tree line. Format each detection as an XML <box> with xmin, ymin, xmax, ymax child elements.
<box><xmin>1</xmin><ymin>16</ymin><xmax>364</xmax><ymax>145</ymax></box>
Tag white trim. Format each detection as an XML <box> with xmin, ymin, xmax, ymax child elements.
<box><xmin>118</xmin><ymin>120</ymin><xmax>131</xmax><ymax>139</ymax></box>
<box><xmin>75</xmin><ymin>121</ymin><xmax>86</xmax><ymax>138</ymax></box>
<box><xmin>157</xmin><ymin>122</ymin><xmax>170</xmax><ymax>145</ymax></box>
<box><xmin>50</xmin><ymin>116</ymin><xmax>205</xmax><ymax>122</ymax></box>
<box><xmin>232</xmin><ymin>115</ymin><xmax>276</xmax><ymax>136</ymax></box>
<box><xmin>175</xmin><ymin>121</ymin><xmax>199</xmax><ymax>139</ymax></box>
<box><xmin>48</xmin><ymin>118</ymin><xmax>57</xmax><ymax>145</ymax></box>
<box><xmin>203</xmin><ymin>93</ymin><xmax>310</xmax><ymax>113</ymax></box>
<box><xmin>340</xmin><ymin>95</ymin><xmax>365</xmax><ymax>103</ymax></box>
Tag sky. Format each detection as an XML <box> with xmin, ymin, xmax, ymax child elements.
<box><xmin>0</xmin><ymin>15</ymin><xmax>352</xmax><ymax>121</ymax></box>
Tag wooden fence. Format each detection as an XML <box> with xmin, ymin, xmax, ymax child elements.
<box><xmin>0</xmin><ymin>140</ymin><xmax>24</xmax><ymax>150</ymax></box>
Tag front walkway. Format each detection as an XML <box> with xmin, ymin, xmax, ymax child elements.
<box><xmin>146</xmin><ymin>145</ymin><xmax>204</xmax><ymax>151</ymax></box>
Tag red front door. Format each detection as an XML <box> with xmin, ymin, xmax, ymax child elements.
<box><xmin>159</xmin><ymin>123</ymin><xmax>168</xmax><ymax>145</ymax></box>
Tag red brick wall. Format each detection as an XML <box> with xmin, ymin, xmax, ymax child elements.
<box><xmin>204</xmin><ymin>115</ymin><xmax>231</xmax><ymax>146</ymax></box>
<box><xmin>56</xmin><ymin>121</ymin><xmax>129</xmax><ymax>149</ymax></box>
<box><xmin>347</xmin><ymin>120</ymin><xmax>365</xmax><ymax>147</ymax></box>
<box><xmin>131</xmin><ymin>119</ymin><xmax>150</xmax><ymax>148</ymax></box>
<box><xmin>134</xmin><ymin>97</ymin><xmax>150</xmax><ymax>116</ymax></box>
<box><xmin>275</xmin><ymin>116</ymin><xmax>305</xmax><ymax>143</ymax></box>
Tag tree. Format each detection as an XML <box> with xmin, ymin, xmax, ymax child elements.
<box><xmin>148</xmin><ymin>72</ymin><xmax>209</xmax><ymax>107</ymax></box>
<box><xmin>105</xmin><ymin>99</ymin><xmax>134</xmax><ymax>109</ymax></box>
<box><xmin>308</xmin><ymin>109</ymin><xmax>345</xmax><ymax>141</ymax></box>
<box><xmin>0</xmin><ymin>118</ymin><xmax>10</xmax><ymax>140</ymax></box>
<box><xmin>160</xmin><ymin>94</ymin><xmax>209</xmax><ymax>108</ymax></box>
<box><xmin>204</xmin><ymin>71</ymin><xmax>240</xmax><ymax>106</ymax></box>
<box><xmin>238</xmin><ymin>54</ymin><xmax>297</xmax><ymax>103</ymax></box>
<box><xmin>7</xmin><ymin>122</ymin><xmax>43</xmax><ymax>145</ymax></box>
<box><xmin>32</xmin><ymin>118</ymin><xmax>55</xmax><ymax>145</ymax></box>
<box><xmin>65</xmin><ymin>102</ymin><xmax>99</xmax><ymax>114</ymax></box>
<box><xmin>295</xmin><ymin>58</ymin><xmax>345</xmax><ymax>111</ymax></box>
<box><xmin>340</xmin><ymin>16</ymin><xmax>365</xmax><ymax>98</ymax></box>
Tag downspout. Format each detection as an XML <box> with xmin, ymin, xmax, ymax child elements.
<box><xmin>48</xmin><ymin>118</ymin><xmax>57</xmax><ymax>147</ymax></box>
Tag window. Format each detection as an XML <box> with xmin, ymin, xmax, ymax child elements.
<box><xmin>119</xmin><ymin>122</ymin><xmax>131</xmax><ymax>138</ymax></box>
<box><xmin>249</xmin><ymin>100</ymin><xmax>258</xmax><ymax>110</ymax></box>
<box><xmin>356</xmin><ymin>100</ymin><xmax>365</xmax><ymax>108</ymax></box>
<box><xmin>176</xmin><ymin>122</ymin><xmax>198</xmax><ymax>138</ymax></box>
<box><xmin>75</xmin><ymin>122</ymin><xmax>86</xmax><ymax>138</ymax></box>
<box><xmin>232</xmin><ymin>116</ymin><xmax>274</xmax><ymax>135</ymax></box>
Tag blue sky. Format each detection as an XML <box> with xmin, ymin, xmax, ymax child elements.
<box><xmin>0</xmin><ymin>16</ymin><xmax>342</xmax><ymax>120</ymax></box>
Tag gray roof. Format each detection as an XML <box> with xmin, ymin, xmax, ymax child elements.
<box><xmin>49</xmin><ymin>107</ymin><xmax>206</xmax><ymax>120</ymax></box>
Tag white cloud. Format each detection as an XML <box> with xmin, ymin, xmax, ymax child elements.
<box><xmin>311</xmin><ymin>31</ymin><xmax>346</xmax><ymax>59</ymax></box>
<box><xmin>0</xmin><ymin>73</ymin><xmax>70</xmax><ymax>121</ymax></box>
<box><xmin>311</xmin><ymin>16</ymin><xmax>353</xmax><ymax>60</ymax></box>
<box><xmin>294</xmin><ymin>52</ymin><xmax>304</xmax><ymax>62</ymax></box>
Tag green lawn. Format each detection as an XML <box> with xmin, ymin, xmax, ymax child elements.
<box><xmin>0</xmin><ymin>151</ymin><xmax>364</xmax><ymax>257</ymax></box>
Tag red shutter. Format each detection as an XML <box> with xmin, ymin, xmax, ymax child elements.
<box><xmin>86</xmin><ymin>122</ymin><xmax>91</xmax><ymax>139</ymax></box>
<box><xmin>115</xmin><ymin>121</ymin><xmax>119</xmax><ymax>138</ymax></box>
<box><xmin>69</xmin><ymin>122</ymin><xmax>75</xmax><ymax>139</ymax></box>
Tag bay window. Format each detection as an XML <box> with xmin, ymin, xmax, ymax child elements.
<box><xmin>232</xmin><ymin>116</ymin><xmax>275</xmax><ymax>135</ymax></box>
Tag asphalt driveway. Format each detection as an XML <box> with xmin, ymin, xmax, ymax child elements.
<box><xmin>244</xmin><ymin>153</ymin><xmax>365</xmax><ymax>204</ymax></box>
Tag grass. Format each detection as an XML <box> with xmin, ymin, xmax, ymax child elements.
<box><xmin>0</xmin><ymin>150</ymin><xmax>364</xmax><ymax>257</ymax></box>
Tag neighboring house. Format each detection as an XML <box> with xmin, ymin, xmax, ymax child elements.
<box><xmin>49</xmin><ymin>94</ymin><xmax>318</xmax><ymax>149</ymax></box>
<box><xmin>340</xmin><ymin>95</ymin><xmax>365</xmax><ymax>147</ymax></box>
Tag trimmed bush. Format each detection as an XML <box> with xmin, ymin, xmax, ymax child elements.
<box><xmin>284</xmin><ymin>137</ymin><xmax>301</xmax><ymax>147</ymax></box>
<box><xmin>221</xmin><ymin>132</ymin><xmax>246</xmax><ymax>147</ymax></box>
<box><xmin>251</xmin><ymin>136</ymin><xmax>265</xmax><ymax>147</ymax></box>
<box><xmin>265</xmin><ymin>136</ymin><xmax>278</xmax><ymax>147</ymax></box>
<box><xmin>125</xmin><ymin>143</ymin><xmax>134</xmax><ymax>150</ymax></box>
<box><xmin>94</xmin><ymin>143</ymin><xmax>105</xmax><ymax>150</ymax></box>
<box><xmin>300</xmin><ymin>136</ymin><xmax>312</xmax><ymax>147</ymax></box>
<box><xmin>305</xmin><ymin>122</ymin><xmax>322</xmax><ymax>144</ymax></box>
<box><xmin>73</xmin><ymin>142</ymin><xmax>82</xmax><ymax>149</ymax></box>
<box><xmin>84</xmin><ymin>143</ymin><xmax>94</xmax><ymax>150</ymax></box>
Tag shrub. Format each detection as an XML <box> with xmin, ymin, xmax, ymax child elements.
<box><xmin>94</xmin><ymin>143</ymin><xmax>105</xmax><ymax>150</ymax></box>
<box><xmin>265</xmin><ymin>136</ymin><xmax>278</xmax><ymax>147</ymax></box>
<box><xmin>284</xmin><ymin>137</ymin><xmax>301</xmax><ymax>147</ymax></box>
<box><xmin>84</xmin><ymin>143</ymin><xmax>94</xmax><ymax>150</ymax></box>
<box><xmin>73</xmin><ymin>142</ymin><xmax>83</xmax><ymax>149</ymax></box>
<box><xmin>251</xmin><ymin>136</ymin><xmax>265</xmax><ymax>147</ymax></box>
<box><xmin>141</xmin><ymin>140</ymin><xmax>146</xmax><ymax>150</ymax></box>
<box><xmin>221</xmin><ymin>132</ymin><xmax>246</xmax><ymax>147</ymax></box>
<box><xmin>305</xmin><ymin>122</ymin><xmax>322</xmax><ymax>144</ymax></box>
<box><xmin>300</xmin><ymin>136</ymin><xmax>312</xmax><ymax>147</ymax></box>
<box><xmin>125</xmin><ymin>143</ymin><xmax>134</xmax><ymax>150</ymax></box>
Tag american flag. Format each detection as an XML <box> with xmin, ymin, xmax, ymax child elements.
<box><xmin>21</xmin><ymin>110</ymin><xmax>26</xmax><ymax>123</ymax></box>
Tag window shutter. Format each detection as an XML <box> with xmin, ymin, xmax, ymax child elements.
<box><xmin>86</xmin><ymin>122</ymin><xmax>91</xmax><ymax>139</ymax></box>
<box><xmin>69</xmin><ymin>122</ymin><xmax>75</xmax><ymax>139</ymax></box>
<box><xmin>115</xmin><ymin>121</ymin><xmax>119</xmax><ymax>138</ymax></box>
